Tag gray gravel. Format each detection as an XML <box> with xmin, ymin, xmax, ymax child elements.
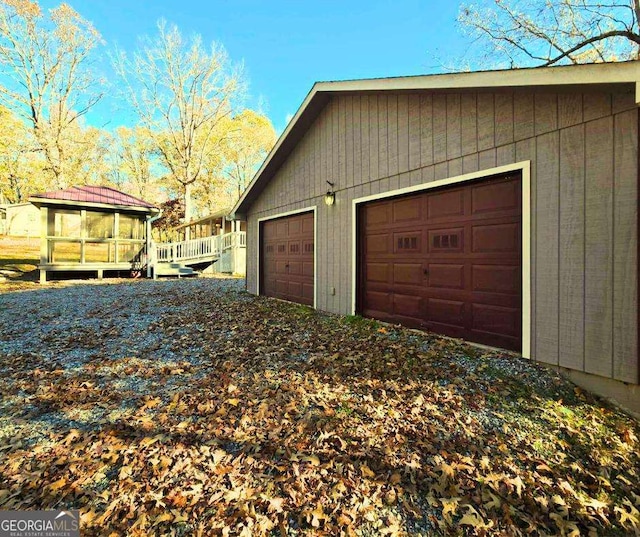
<box><xmin>0</xmin><ymin>278</ymin><xmax>243</xmax><ymax>363</ymax></box>
<box><xmin>0</xmin><ymin>277</ymin><xmax>244</xmax><ymax>445</ymax></box>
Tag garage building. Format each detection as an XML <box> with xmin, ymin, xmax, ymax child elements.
<box><xmin>232</xmin><ymin>62</ymin><xmax>639</xmax><ymax>413</ymax></box>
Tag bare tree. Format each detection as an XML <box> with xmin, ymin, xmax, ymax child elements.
<box><xmin>458</xmin><ymin>0</ymin><xmax>640</xmax><ymax>67</ymax></box>
<box><xmin>0</xmin><ymin>0</ymin><xmax>103</xmax><ymax>188</ymax></box>
<box><xmin>115</xmin><ymin>20</ymin><xmax>243</xmax><ymax>234</ymax></box>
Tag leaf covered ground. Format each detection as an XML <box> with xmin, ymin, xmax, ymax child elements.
<box><xmin>0</xmin><ymin>278</ymin><xmax>638</xmax><ymax>536</ymax></box>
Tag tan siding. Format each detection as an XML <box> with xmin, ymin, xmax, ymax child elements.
<box><xmin>434</xmin><ymin>161</ymin><xmax>448</xmax><ymax>181</ymax></box>
<box><xmin>352</xmin><ymin>96</ymin><xmax>362</xmax><ymax>189</ymax></box>
<box><xmin>448</xmin><ymin>157</ymin><xmax>463</xmax><ymax>178</ymax></box>
<box><xmin>613</xmin><ymin>109</ymin><xmax>638</xmax><ymax>383</ymax></box>
<box><xmin>583</xmin><ymin>92</ymin><xmax>611</xmax><ymax>122</ymax></box>
<box><xmin>535</xmin><ymin>93</ymin><xmax>558</xmax><ymax>135</ymax></box>
<box><xmin>378</xmin><ymin>95</ymin><xmax>389</xmax><ymax>178</ymax></box>
<box><xmin>497</xmin><ymin>143</ymin><xmax>516</xmax><ymax>167</ymax></box>
<box><xmin>559</xmin><ymin>124</ymin><xmax>585</xmax><ymax>372</ymax></box>
<box><xmin>612</xmin><ymin>91</ymin><xmax>636</xmax><ymax>114</ymax></box>
<box><xmin>495</xmin><ymin>93</ymin><xmax>514</xmax><ymax>146</ymax></box>
<box><xmin>345</xmin><ymin>96</ymin><xmax>354</xmax><ymax>190</ymax></box>
<box><xmin>245</xmin><ymin>89</ymin><xmax>638</xmax><ymax>390</ymax></box>
<box><xmin>462</xmin><ymin>153</ymin><xmax>479</xmax><ymax>174</ymax></box>
<box><xmin>558</xmin><ymin>94</ymin><xmax>583</xmax><ymax>129</ymax></box>
<box><xmin>421</xmin><ymin>164</ymin><xmax>434</xmax><ymax>184</ymax></box>
<box><xmin>446</xmin><ymin>93</ymin><xmax>462</xmax><ymax>160</ymax></box>
<box><xmin>585</xmin><ymin>116</ymin><xmax>614</xmax><ymax>377</ymax></box>
<box><xmin>535</xmin><ymin>131</ymin><xmax>560</xmax><ymax>365</ymax></box>
<box><xmin>432</xmin><ymin>94</ymin><xmax>447</xmax><ymax>163</ymax></box>
<box><xmin>321</xmin><ymin>103</ymin><xmax>330</xmax><ymax>199</ymax></box>
<box><xmin>420</xmin><ymin>94</ymin><xmax>433</xmax><ymax>167</ymax></box>
<box><xmin>461</xmin><ymin>94</ymin><xmax>478</xmax><ymax>155</ymax></box>
<box><xmin>477</xmin><ymin>93</ymin><xmax>495</xmax><ymax>151</ymax></box>
<box><xmin>360</xmin><ymin>96</ymin><xmax>370</xmax><ymax>186</ymax></box>
<box><xmin>339</xmin><ymin>98</ymin><xmax>347</xmax><ymax>188</ymax></box>
<box><xmin>514</xmin><ymin>94</ymin><xmax>534</xmax><ymax>141</ymax></box>
<box><xmin>369</xmin><ymin>96</ymin><xmax>379</xmax><ymax>186</ymax></box>
<box><xmin>388</xmin><ymin>95</ymin><xmax>399</xmax><ymax>177</ymax></box>
<box><xmin>398</xmin><ymin>94</ymin><xmax>410</xmax><ymax>174</ymax></box>
<box><xmin>408</xmin><ymin>95</ymin><xmax>421</xmax><ymax>173</ymax></box>
<box><xmin>478</xmin><ymin>148</ymin><xmax>497</xmax><ymax>171</ymax></box>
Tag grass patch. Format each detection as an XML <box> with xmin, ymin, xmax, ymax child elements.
<box><xmin>0</xmin><ymin>236</ymin><xmax>39</xmax><ymax>280</ymax></box>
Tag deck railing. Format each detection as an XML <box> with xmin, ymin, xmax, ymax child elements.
<box><xmin>153</xmin><ymin>231</ymin><xmax>246</xmax><ymax>264</ymax></box>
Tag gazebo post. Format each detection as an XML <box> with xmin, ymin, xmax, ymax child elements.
<box><xmin>39</xmin><ymin>206</ymin><xmax>48</xmax><ymax>284</ymax></box>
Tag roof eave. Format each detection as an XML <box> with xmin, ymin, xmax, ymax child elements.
<box><xmin>29</xmin><ymin>197</ymin><xmax>159</xmax><ymax>213</ymax></box>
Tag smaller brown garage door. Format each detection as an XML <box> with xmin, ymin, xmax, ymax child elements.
<box><xmin>261</xmin><ymin>212</ymin><xmax>314</xmax><ymax>305</ymax></box>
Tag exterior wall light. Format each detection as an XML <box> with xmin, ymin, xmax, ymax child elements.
<box><xmin>325</xmin><ymin>181</ymin><xmax>335</xmax><ymax>206</ymax></box>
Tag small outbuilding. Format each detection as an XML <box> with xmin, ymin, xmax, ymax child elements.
<box><xmin>29</xmin><ymin>186</ymin><xmax>159</xmax><ymax>283</ymax></box>
<box><xmin>232</xmin><ymin>61</ymin><xmax>639</xmax><ymax>413</ymax></box>
<box><xmin>0</xmin><ymin>202</ymin><xmax>40</xmax><ymax>237</ymax></box>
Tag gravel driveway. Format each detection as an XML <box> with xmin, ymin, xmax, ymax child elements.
<box><xmin>0</xmin><ymin>277</ymin><xmax>638</xmax><ymax>536</ymax></box>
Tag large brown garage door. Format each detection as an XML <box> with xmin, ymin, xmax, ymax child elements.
<box><xmin>261</xmin><ymin>212</ymin><xmax>314</xmax><ymax>305</ymax></box>
<box><xmin>358</xmin><ymin>173</ymin><xmax>522</xmax><ymax>352</ymax></box>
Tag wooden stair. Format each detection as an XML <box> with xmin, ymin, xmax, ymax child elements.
<box><xmin>154</xmin><ymin>262</ymin><xmax>198</xmax><ymax>278</ymax></box>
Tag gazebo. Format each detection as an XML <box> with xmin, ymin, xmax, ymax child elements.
<box><xmin>29</xmin><ymin>186</ymin><xmax>159</xmax><ymax>283</ymax></box>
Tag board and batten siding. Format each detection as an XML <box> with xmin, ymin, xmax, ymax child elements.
<box><xmin>246</xmin><ymin>89</ymin><xmax>638</xmax><ymax>385</ymax></box>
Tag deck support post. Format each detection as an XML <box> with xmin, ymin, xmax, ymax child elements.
<box><xmin>39</xmin><ymin>269</ymin><xmax>47</xmax><ymax>284</ymax></box>
<box><xmin>97</xmin><ymin>269</ymin><xmax>103</xmax><ymax>280</ymax></box>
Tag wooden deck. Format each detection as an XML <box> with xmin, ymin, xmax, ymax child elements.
<box><xmin>153</xmin><ymin>232</ymin><xmax>246</xmax><ymax>266</ymax></box>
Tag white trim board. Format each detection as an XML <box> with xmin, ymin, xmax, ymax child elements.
<box><xmin>256</xmin><ymin>206</ymin><xmax>318</xmax><ymax>309</ymax></box>
<box><xmin>351</xmin><ymin>161</ymin><xmax>532</xmax><ymax>359</ymax></box>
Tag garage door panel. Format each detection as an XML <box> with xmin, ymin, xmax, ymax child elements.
<box><xmin>288</xmin><ymin>219</ymin><xmax>301</xmax><ymax>235</ymax></box>
<box><xmin>428</xmin><ymin>228</ymin><xmax>464</xmax><ymax>253</ymax></box>
<box><xmin>288</xmin><ymin>261</ymin><xmax>302</xmax><ymax>275</ymax></box>
<box><xmin>427</xmin><ymin>298</ymin><xmax>465</xmax><ymax>328</ymax></box>
<box><xmin>393</xmin><ymin>197</ymin><xmax>422</xmax><ymax>222</ymax></box>
<box><xmin>359</xmin><ymin>173</ymin><xmax>522</xmax><ymax>352</ymax></box>
<box><xmin>472</xmin><ymin>223</ymin><xmax>519</xmax><ymax>253</ymax></box>
<box><xmin>276</xmin><ymin>221</ymin><xmax>288</xmax><ymax>237</ymax></box>
<box><xmin>393</xmin><ymin>263</ymin><xmax>423</xmax><ymax>285</ymax></box>
<box><xmin>302</xmin><ymin>283</ymin><xmax>314</xmax><ymax>301</ymax></box>
<box><xmin>261</xmin><ymin>212</ymin><xmax>314</xmax><ymax>306</ymax></box>
<box><xmin>365</xmin><ymin>203</ymin><xmax>392</xmax><ymax>226</ymax></box>
<box><xmin>276</xmin><ymin>279</ymin><xmax>289</xmax><ymax>294</ymax></box>
<box><xmin>288</xmin><ymin>241</ymin><xmax>301</xmax><ymax>255</ymax></box>
<box><xmin>288</xmin><ymin>281</ymin><xmax>302</xmax><ymax>298</ymax></box>
<box><xmin>471</xmin><ymin>179</ymin><xmax>519</xmax><ymax>215</ymax></box>
<box><xmin>366</xmin><ymin>263</ymin><xmax>389</xmax><ymax>283</ymax></box>
<box><xmin>427</xmin><ymin>190</ymin><xmax>465</xmax><ymax>219</ymax></box>
<box><xmin>472</xmin><ymin>303</ymin><xmax>520</xmax><ymax>337</ymax></box>
<box><xmin>473</xmin><ymin>265</ymin><xmax>520</xmax><ymax>294</ymax></box>
<box><xmin>302</xmin><ymin>261</ymin><xmax>314</xmax><ymax>277</ymax></box>
<box><xmin>302</xmin><ymin>216</ymin><xmax>314</xmax><ymax>234</ymax></box>
<box><xmin>394</xmin><ymin>232</ymin><xmax>422</xmax><ymax>254</ymax></box>
<box><xmin>393</xmin><ymin>294</ymin><xmax>423</xmax><ymax>319</ymax></box>
<box><xmin>366</xmin><ymin>233</ymin><xmax>389</xmax><ymax>254</ymax></box>
<box><xmin>364</xmin><ymin>291</ymin><xmax>392</xmax><ymax>313</ymax></box>
<box><xmin>428</xmin><ymin>263</ymin><xmax>465</xmax><ymax>289</ymax></box>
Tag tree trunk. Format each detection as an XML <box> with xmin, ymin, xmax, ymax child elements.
<box><xmin>184</xmin><ymin>182</ymin><xmax>192</xmax><ymax>240</ymax></box>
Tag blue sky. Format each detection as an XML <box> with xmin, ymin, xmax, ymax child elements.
<box><xmin>40</xmin><ymin>0</ymin><xmax>477</xmax><ymax>133</ymax></box>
